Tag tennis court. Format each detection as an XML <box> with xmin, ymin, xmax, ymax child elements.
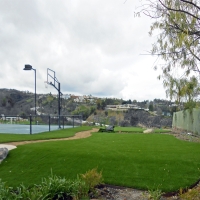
<box><xmin>0</xmin><ymin>124</ymin><xmax>73</xmax><ymax>134</ymax></box>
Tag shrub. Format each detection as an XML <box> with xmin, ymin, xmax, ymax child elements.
<box><xmin>0</xmin><ymin>173</ymin><xmax>92</xmax><ymax>200</ymax></box>
<box><xmin>13</xmin><ymin>184</ymin><xmax>47</xmax><ymax>200</ymax></box>
<box><xmin>179</xmin><ymin>186</ymin><xmax>200</xmax><ymax>200</ymax></box>
<box><xmin>0</xmin><ymin>179</ymin><xmax>13</xmax><ymax>200</ymax></box>
<box><xmin>40</xmin><ymin>173</ymin><xmax>73</xmax><ymax>199</ymax></box>
<box><xmin>80</xmin><ymin>167</ymin><xmax>103</xmax><ymax>191</ymax></box>
<box><xmin>147</xmin><ymin>188</ymin><xmax>163</xmax><ymax>200</ymax></box>
<box><xmin>40</xmin><ymin>172</ymin><xmax>91</xmax><ymax>200</ymax></box>
<box><xmin>71</xmin><ymin>176</ymin><xmax>90</xmax><ymax>199</ymax></box>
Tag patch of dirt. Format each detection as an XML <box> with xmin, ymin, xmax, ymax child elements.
<box><xmin>163</xmin><ymin>130</ymin><xmax>200</xmax><ymax>143</ymax></box>
<box><xmin>4</xmin><ymin>128</ymin><xmax>99</xmax><ymax>146</ymax></box>
<box><xmin>93</xmin><ymin>184</ymin><xmax>149</xmax><ymax>200</ymax></box>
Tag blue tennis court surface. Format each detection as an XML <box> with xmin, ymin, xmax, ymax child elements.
<box><xmin>0</xmin><ymin>124</ymin><xmax>73</xmax><ymax>134</ymax></box>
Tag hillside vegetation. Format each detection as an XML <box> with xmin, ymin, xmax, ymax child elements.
<box><xmin>0</xmin><ymin>88</ymin><xmax>172</xmax><ymax>127</ymax></box>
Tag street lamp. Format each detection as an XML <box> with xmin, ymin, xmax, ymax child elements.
<box><xmin>23</xmin><ymin>64</ymin><xmax>37</xmax><ymax>116</ymax></box>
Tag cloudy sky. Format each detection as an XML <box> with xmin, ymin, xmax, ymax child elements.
<box><xmin>0</xmin><ymin>0</ymin><xmax>167</xmax><ymax>101</ymax></box>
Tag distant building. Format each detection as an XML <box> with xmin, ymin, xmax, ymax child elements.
<box><xmin>70</xmin><ymin>95</ymin><xmax>97</xmax><ymax>103</ymax></box>
<box><xmin>106</xmin><ymin>104</ymin><xmax>143</xmax><ymax>111</ymax></box>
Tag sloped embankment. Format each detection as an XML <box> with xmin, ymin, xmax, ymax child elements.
<box><xmin>122</xmin><ymin>109</ymin><xmax>172</xmax><ymax>128</ymax></box>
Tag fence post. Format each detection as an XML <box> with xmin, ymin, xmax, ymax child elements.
<box><xmin>30</xmin><ymin>114</ymin><xmax>32</xmax><ymax>135</ymax></box>
<box><xmin>73</xmin><ymin>116</ymin><xmax>74</xmax><ymax>128</ymax></box>
<box><xmin>62</xmin><ymin>116</ymin><xmax>64</xmax><ymax>129</ymax></box>
<box><xmin>81</xmin><ymin>114</ymin><xmax>83</xmax><ymax>126</ymax></box>
<box><xmin>49</xmin><ymin>115</ymin><xmax>51</xmax><ymax>132</ymax></box>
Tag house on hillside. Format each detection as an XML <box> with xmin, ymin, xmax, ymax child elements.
<box><xmin>70</xmin><ymin>95</ymin><xmax>83</xmax><ymax>103</ymax></box>
<box><xmin>106</xmin><ymin>104</ymin><xmax>142</xmax><ymax>111</ymax></box>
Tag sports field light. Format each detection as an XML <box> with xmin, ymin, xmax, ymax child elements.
<box><xmin>23</xmin><ymin>64</ymin><xmax>37</xmax><ymax>116</ymax></box>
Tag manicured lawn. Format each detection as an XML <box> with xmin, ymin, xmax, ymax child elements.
<box><xmin>114</xmin><ymin>126</ymin><xmax>145</xmax><ymax>132</ymax></box>
<box><xmin>114</xmin><ymin>126</ymin><xmax>170</xmax><ymax>133</ymax></box>
<box><xmin>0</xmin><ymin>131</ymin><xmax>199</xmax><ymax>192</ymax></box>
<box><xmin>0</xmin><ymin>126</ymin><xmax>92</xmax><ymax>143</ymax></box>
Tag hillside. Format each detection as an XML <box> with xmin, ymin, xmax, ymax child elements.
<box><xmin>86</xmin><ymin>109</ymin><xmax>172</xmax><ymax>128</ymax></box>
<box><xmin>0</xmin><ymin>89</ymin><xmax>34</xmax><ymax>116</ymax></box>
<box><xmin>0</xmin><ymin>89</ymin><xmax>74</xmax><ymax>117</ymax></box>
<box><xmin>86</xmin><ymin>110</ymin><xmax>124</xmax><ymax>125</ymax></box>
<box><xmin>0</xmin><ymin>89</ymin><xmax>172</xmax><ymax>128</ymax></box>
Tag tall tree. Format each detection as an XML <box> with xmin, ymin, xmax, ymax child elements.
<box><xmin>163</xmin><ymin>74</ymin><xmax>200</xmax><ymax>110</ymax></box>
<box><xmin>182</xmin><ymin>76</ymin><xmax>200</xmax><ymax>109</ymax></box>
<box><xmin>163</xmin><ymin>75</ymin><xmax>186</xmax><ymax>110</ymax></box>
<box><xmin>139</xmin><ymin>0</ymin><xmax>200</xmax><ymax>77</ymax></box>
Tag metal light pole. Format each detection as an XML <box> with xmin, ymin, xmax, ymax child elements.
<box><xmin>23</xmin><ymin>64</ymin><xmax>37</xmax><ymax>116</ymax></box>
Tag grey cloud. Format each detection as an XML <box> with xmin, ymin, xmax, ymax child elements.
<box><xmin>0</xmin><ymin>0</ymin><xmax>167</xmax><ymax>101</ymax></box>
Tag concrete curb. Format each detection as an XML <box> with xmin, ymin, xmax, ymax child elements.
<box><xmin>0</xmin><ymin>144</ymin><xmax>17</xmax><ymax>151</ymax></box>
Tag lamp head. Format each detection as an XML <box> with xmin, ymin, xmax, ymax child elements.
<box><xmin>24</xmin><ymin>64</ymin><xmax>33</xmax><ymax>70</ymax></box>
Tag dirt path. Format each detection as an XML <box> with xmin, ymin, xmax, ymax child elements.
<box><xmin>3</xmin><ymin>128</ymin><xmax>99</xmax><ymax>146</ymax></box>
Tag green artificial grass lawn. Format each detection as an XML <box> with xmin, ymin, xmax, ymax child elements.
<box><xmin>114</xmin><ymin>126</ymin><xmax>170</xmax><ymax>133</ymax></box>
<box><xmin>114</xmin><ymin>126</ymin><xmax>145</xmax><ymax>132</ymax></box>
<box><xmin>0</xmin><ymin>126</ymin><xmax>92</xmax><ymax>143</ymax></box>
<box><xmin>0</xmin><ymin>131</ymin><xmax>200</xmax><ymax>193</ymax></box>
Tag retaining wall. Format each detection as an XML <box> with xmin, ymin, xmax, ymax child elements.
<box><xmin>172</xmin><ymin>108</ymin><xmax>200</xmax><ymax>135</ymax></box>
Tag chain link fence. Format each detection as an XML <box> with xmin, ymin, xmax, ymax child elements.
<box><xmin>0</xmin><ymin>115</ymin><xmax>82</xmax><ymax>134</ymax></box>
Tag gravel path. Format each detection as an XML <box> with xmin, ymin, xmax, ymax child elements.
<box><xmin>3</xmin><ymin>128</ymin><xmax>99</xmax><ymax>146</ymax></box>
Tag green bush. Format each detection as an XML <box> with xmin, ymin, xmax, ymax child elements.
<box><xmin>40</xmin><ymin>174</ymin><xmax>70</xmax><ymax>199</ymax></box>
<box><xmin>80</xmin><ymin>167</ymin><xmax>103</xmax><ymax>191</ymax></box>
<box><xmin>0</xmin><ymin>179</ymin><xmax>13</xmax><ymax>200</ymax></box>
<box><xmin>13</xmin><ymin>184</ymin><xmax>46</xmax><ymax>200</ymax></box>
<box><xmin>147</xmin><ymin>188</ymin><xmax>163</xmax><ymax>200</ymax></box>
<box><xmin>179</xmin><ymin>186</ymin><xmax>200</xmax><ymax>200</ymax></box>
<box><xmin>0</xmin><ymin>172</ymin><xmax>92</xmax><ymax>200</ymax></box>
<box><xmin>76</xmin><ymin>177</ymin><xmax>90</xmax><ymax>199</ymax></box>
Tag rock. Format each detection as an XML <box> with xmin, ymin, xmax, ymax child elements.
<box><xmin>0</xmin><ymin>148</ymin><xmax>9</xmax><ymax>163</ymax></box>
<box><xmin>143</xmin><ymin>129</ymin><xmax>154</xmax><ymax>133</ymax></box>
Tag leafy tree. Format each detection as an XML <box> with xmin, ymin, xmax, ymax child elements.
<box><xmin>163</xmin><ymin>75</ymin><xmax>186</xmax><ymax>110</ymax></box>
<box><xmin>96</xmin><ymin>99</ymin><xmax>102</xmax><ymax>110</ymax></box>
<box><xmin>139</xmin><ymin>0</ymin><xmax>200</xmax><ymax>77</ymax></box>
<box><xmin>20</xmin><ymin>112</ymin><xmax>26</xmax><ymax>118</ymax></box>
<box><xmin>72</xmin><ymin>105</ymin><xmax>91</xmax><ymax>120</ymax></box>
<box><xmin>90</xmin><ymin>106</ymin><xmax>96</xmax><ymax>115</ymax></box>
<box><xmin>105</xmin><ymin>111</ymin><xmax>108</xmax><ymax>116</ymax></box>
<box><xmin>97</xmin><ymin>102</ymin><xmax>101</xmax><ymax>110</ymax></box>
<box><xmin>122</xmin><ymin>99</ymin><xmax>132</xmax><ymax>105</ymax></box>
<box><xmin>163</xmin><ymin>74</ymin><xmax>200</xmax><ymax>110</ymax></box>
<box><xmin>149</xmin><ymin>103</ymin><xmax>154</xmax><ymax>111</ymax></box>
<box><xmin>1</xmin><ymin>98</ymin><xmax>6</xmax><ymax>107</ymax></box>
<box><xmin>182</xmin><ymin>76</ymin><xmax>200</xmax><ymax>110</ymax></box>
<box><xmin>132</xmin><ymin>99</ymin><xmax>137</xmax><ymax>103</ymax></box>
<box><xmin>182</xmin><ymin>76</ymin><xmax>200</xmax><ymax>103</ymax></box>
<box><xmin>101</xmin><ymin>100</ymin><xmax>107</xmax><ymax>110</ymax></box>
<box><xmin>96</xmin><ymin>99</ymin><xmax>107</xmax><ymax>110</ymax></box>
